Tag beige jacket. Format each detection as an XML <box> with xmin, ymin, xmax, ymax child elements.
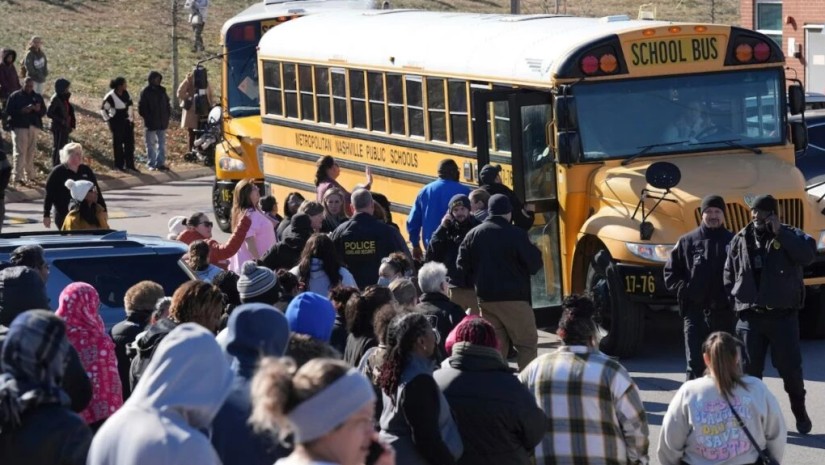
<box><xmin>176</xmin><ymin>72</ymin><xmax>213</xmax><ymax>129</ymax></box>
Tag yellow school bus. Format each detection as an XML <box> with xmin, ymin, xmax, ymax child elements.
<box><xmin>256</xmin><ymin>10</ymin><xmax>825</xmax><ymax>356</ymax></box>
<box><xmin>212</xmin><ymin>0</ymin><xmax>378</xmax><ymax>232</ymax></box>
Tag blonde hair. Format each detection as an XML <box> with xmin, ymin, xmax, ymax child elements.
<box><xmin>59</xmin><ymin>142</ymin><xmax>83</xmax><ymax>165</ymax></box>
<box><xmin>703</xmin><ymin>331</ymin><xmax>747</xmax><ymax>398</ymax></box>
<box><xmin>28</xmin><ymin>36</ymin><xmax>42</xmax><ymax>49</ymax></box>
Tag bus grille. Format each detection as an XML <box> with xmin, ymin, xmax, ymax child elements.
<box><xmin>693</xmin><ymin>199</ymin><xmax>804</xmax><ymax>232</ymax></box>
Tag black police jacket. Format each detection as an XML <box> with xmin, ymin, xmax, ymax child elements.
<box><xmin>456</xmin><ymin>216</ymin><xmax>542</xmax><ymax>302</ymax></box>
<box><xmin>664</xmin><ymin>224</ymin><xmax>733</xmax><ymax>311</ymax></box>
<box><xmin>329</xmin><ymin>212</ymin><xmax>411</xmax><ymax>289</ymax></box>
<box><xmin>724</xmin><ymin>223</ymin><xmax>815</xmax><ymax>312</ymax></box>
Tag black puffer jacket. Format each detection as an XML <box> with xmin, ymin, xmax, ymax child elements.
<box><xmin>415</xmin><ymin>292</ymin><xmax>466</xmax><ymax>358</ymax></box>
<box><xmin>260</xmin><ymin>213</ymin><xmax>312</xmax><ymax>271</ymax></box>
<box><xmin>425</xmin><ymin>216</ymin><xmax>479</xmax><ymax>288</ymax></box>
<box><xmin>433</xmin><ymin>342</ymin><xmax>546</xmax><ymax>465</ymax></box>
<box><xmin>0</xmin><ymin>403</ymin><xmax>92</xmax><ymax>465</ymax></box>
<box><xmin>138</xmin><ymin>71</ymin><xmax>171</xmax><ymax>130</ymax></box>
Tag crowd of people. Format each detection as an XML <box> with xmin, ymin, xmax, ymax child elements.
<box><xmin>0</xmin><ymin>145</ymin><xmax>813</xmax><ymax>465</ymax></box>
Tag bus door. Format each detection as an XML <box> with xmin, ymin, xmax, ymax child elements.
<box><xmin>473</xmin><ymin>90</ymin><xmax>563</xmax><ymax>321</ymax></box>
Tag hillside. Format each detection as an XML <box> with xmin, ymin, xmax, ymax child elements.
<box><xmin>0</xmin><ymin>0</ymin><xmax>739</xmax><ymax>179</ymax></box>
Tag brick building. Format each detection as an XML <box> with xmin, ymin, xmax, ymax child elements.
<box><xmin>740</xmin><ymin>0</ymin><xmax>825</xmax><ymax>93</ymax></box>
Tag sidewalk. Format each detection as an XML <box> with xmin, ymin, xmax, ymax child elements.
<box><xmin>6</xmin><ymin>165</ymin><xmax>215</xmax><ymax>203</ymax></box>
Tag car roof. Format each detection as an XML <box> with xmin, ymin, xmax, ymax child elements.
<box><xmin>0</xmin><ymin>230</ymin><xmax>187</xmax><ymax>255</ymax></box>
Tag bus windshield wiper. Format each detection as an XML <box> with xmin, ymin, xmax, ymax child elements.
<box><xmin>621</xmin><ymin>140</ymin><xmax>689</xmax><ymax>166</ymax></box>
<box><xmin>689</xmin><ymin>138</ymin><xmax>762</xmax><ymax>154</ymax></box>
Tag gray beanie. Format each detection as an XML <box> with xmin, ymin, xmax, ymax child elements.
<box><xmin>237</xmin><ymin>261</ymin><xmax>278</xmax><ymax>299</ymax></box>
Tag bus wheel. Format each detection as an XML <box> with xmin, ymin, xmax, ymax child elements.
<box><xmin>800</xmin><ymin>285</ymin><xmax>825</xmax><ymax>339</ymax></box>
<box><xmin>585</xmin><ymin>249</ymin><xmax>645</xmax><ymax>358</ymax></box>
<box><xmin>212</xmin><ymin>182</ymin><xmax>232</xmax><ymax>233</ymax></box>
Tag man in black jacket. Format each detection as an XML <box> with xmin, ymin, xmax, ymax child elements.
<box><xmin>330</xmin><ymin>189</ymin><xmax>410</xmax><ymax>289</ymax></box>
<box><xmin>415</xmin><ymin>261</ymin><xmax>466</xmax><ymax>359</ymax></box>
<box><xmin>457</xmin><ymin>194</ymin><xmax>542</xmax><ymax>369</ymax></box>
<box><xmin>426</xmin><ymin>193</ymin><xmax>480</xmax><ymax>314</ymax></box>
<box><xmin>664</xmin><ymin>194</ymin><xmax>734</xmax><ymax>380</ymax></box>
<box><xmin>5</xmin><ymin>77</ymin><xmax>45</xmax><ymax>185</ymax></box>
<box><xmin>138</xmin><ymin>71</ymin><xmax>171</xmax><ymax>171</ymax></box>
<box><xmin>42</xmin><ymin>143</ymin><xmax>106</xmax><ymax>230</ymax></box>
<box><xmin>478</xmin><ymin>164</ymin><xmax>534</xmax><ymax>230</ymax></box>
<box><xmin>724</xmin><ymin>194</ymin><xmax>815</xmax><ymax>434</ymax></box>
<box><xmin>46</xmin><ymin>78</ymin><xmax>75</xmax><ymax>167</ymax></box>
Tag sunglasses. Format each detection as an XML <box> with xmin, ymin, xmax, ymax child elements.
<box><xmin>199</xmin><ymin>221</ymin><xmax>214</xmax><ymax>228</ymax></box>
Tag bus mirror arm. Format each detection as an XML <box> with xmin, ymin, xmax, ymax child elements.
<box><xmin>631</xmin><ymin>161</ymin><xmax>681</xmax><ymax>240</ymax></box>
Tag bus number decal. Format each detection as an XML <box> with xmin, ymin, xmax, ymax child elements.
<box><xmin>630</xmin><ymin>37</ymin><xmax>718</xmax><ymax>66</ymax></box>
<box><xmin>625</xmin><ymin>274</ymin><xmax>655</xmax><ymax>294</ymax></box>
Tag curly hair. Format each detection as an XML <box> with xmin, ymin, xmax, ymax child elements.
<box><xmin>556</xmin><ymin>294</ymin><xmax>598</xmax><ymax>346</ymax></box>
<box><xmin>169</xmin><ymin>280</ymin><xmax>224</xmax><ymax>333</ymax></box>
<box><xmin>328</xmin><ymin>285</ymin><xmax>359</xmax><ymax>317</ymax></box>
<box><xmin>376</xmin><ymin>312</ymin><xmax>433</xmax><ymax>403</ymax></box>
<box><xmin>380</xmin><ymin>252</ymin><xmax>414</xmax><ymax>278</ymax></box>
<box><xmin>345</xmin><ymin>285</ymin><xmax>394</xmax><ymax>337</ymax></box>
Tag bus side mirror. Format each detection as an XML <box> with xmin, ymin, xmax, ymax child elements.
<box><xmin>789</xmin><ymin>85</ymin><xmax>805</xmax><ymax>115</ymax></box>
<box><xmin>554</xmin><ymin>95</ymin><xmax>577</xmax><ymax>131</ymax></box>
<box><xmin>791</xmin><ymin>121</ymin><xmax>808</xmax><ymax>152</ymax></box>
<box><xmin>556</xmin><ymin>131</ymin><xmax>581</xmax><ymax>164</ymax></box>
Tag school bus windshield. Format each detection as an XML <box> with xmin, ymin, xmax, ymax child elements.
<box><xmin>574</xmin><ymin>69</ymin><xmax>784</xmax><ymax>161</ymax></box>
<box><xmin>225</xmin><ymin>21</ymin><xmax>262</xmax><ymax>118</ymax></box>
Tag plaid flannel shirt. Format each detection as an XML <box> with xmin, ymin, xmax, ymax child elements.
<box><xmin>519</xmin><ymin>345</ymin><xmax>650</xmax><ymax>465</ymax></box>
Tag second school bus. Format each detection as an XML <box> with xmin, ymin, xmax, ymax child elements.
<box><xmin>255</xmin><ymin>10</ymin><xmax>825</xmax><ymax>356</ymax></box>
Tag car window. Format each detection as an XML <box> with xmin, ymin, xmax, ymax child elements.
<box><xmin>53</xmin><ymin>254</ymin><xmax>190</xmax><ymax>307</ymax></box>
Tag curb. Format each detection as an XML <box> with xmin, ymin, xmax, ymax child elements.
<box><xmin>6</xmin><ymin>166</ymin><xmax>215</xmax><ymax>203</ymax></box>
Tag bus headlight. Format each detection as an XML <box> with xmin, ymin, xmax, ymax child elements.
<box><xmin>817</xmin><ymin>231</ymin><xmax>825</xmax><ymax>252</ymax></box>
<box><xmin>218</xmin><ymin>157</ymin><xmax>247</xmax><ymax>172</ymax></box>
<box><xmin>626</xmin><ymin>243</ymin><xmax>674</xmax><ymax>263</ymax></box>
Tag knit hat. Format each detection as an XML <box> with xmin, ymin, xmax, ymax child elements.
<box><xmin>0</xmin><ymin>266</ymin><xmax>50</xmax><ymax>326</ymax></box>
<box><xmin>438</xmin><ymin>159</ymin><xmax>459</xmax><ymax>181</ymax></box>
<box><xmin>226</xmin><ymin>303</ymin><xmax>290</xmax><ymax>376</ymax></box>
<box><xmin>750</xmin><ymin>194</ymin><xmax>778</xmax><ymax>213</ymax></box>
<box><xmin>700</xmin><ymin>195</ymin><xmax>726</xmax><ymax>214</ymax></box>
<box><xmin>488</xmin><ymin>194</ymin><xmax>512</xmax><ymax>216</ymax></box>
<box><xmin>64</xmin><ymin>179</ymin><xmax>94</xmax><ymax>202</ymax></box>
<box><xmin>448</xmin><ymin>194</ymin><xmax>471</xmax><ymax>212</ymax></box>
<box><xmin>167</xmin><ymin>216</ymin><xmax>187</xmax><ymax>240</ymax></box>
<box><xmin>479</xmin><ymin>164</ymin><xmax>501</xmax><ymax>185</ymax></box>
<box><xmin>285</xmin><ymin>292</ymin><xmax>336</xmax><ymax>342</ymax></box>
<box><xmin>237</xmin><ymin>261</ymin><xmax>278</xmax><ymax>300</ymax></box>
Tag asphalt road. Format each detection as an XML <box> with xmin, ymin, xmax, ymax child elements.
<box><xmin>3</xmin><ymin>176</ymin><xmax>824</xmax><ymax>463</ymax></box>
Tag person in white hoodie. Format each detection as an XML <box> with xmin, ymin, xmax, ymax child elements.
<box><xmin>657</xmin><ymin>331</ymin><xmax>786</xmax><ymax>465</ymax></box>
<box><xmin>87</xmin><ymin>323</ymin><xmax>233</xmax><ymax>465</ymax></box>
<box><xmin>290</xmin><ymin>233</ymin><xmax>357</xmax><ymax>295</ymax></box>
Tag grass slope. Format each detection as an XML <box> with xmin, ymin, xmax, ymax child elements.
<box><xmin>0</xmin><ymin>0</ymin><xmax>738</xmax><ymax>182</ymax></box>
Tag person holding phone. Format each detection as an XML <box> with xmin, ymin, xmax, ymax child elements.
<box><xmin>5</xmin><ymin>77</ymin><xmax>45</xmax><ymax>186</ymax></box>
<box><xmin>724</xmin><ymin>194</ymin><xmax>816</xmax><ymax>435</ymax></box>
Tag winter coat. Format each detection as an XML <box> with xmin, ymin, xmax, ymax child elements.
<box><xmin>6</xmin><ymin>88</ymin><xmax>46</xmax><ymax>129</ymax></box>
<box><xmin>289</xmin><ymin>258</ymin><xmax>357</xmax><ymax>296</ymax></box>
<box><xmin>109</xmin><ymin>312</ymin><xmax>151</xmax><ymax>400</ymax></box>
<box><xmin>664</xmin><ymin>224</ymin><xmax>733</xmax><ymax>312</ymax></box>
<box><xmin>138</xmin><ymin>71</ymin><xmax>171</xmax><ymax>131</ymax></box>
<box><xmin>457</xmin><ymin>216</ymin><xmax>542</xmax><ymax>302</ymax></box>
<box><xmin>43</xmin><ymin>164</ymin><xmax>106</xmax><ymax>224</ymax></box>
<box><xmin>0</xmin><ymin>49</ymin><xmax>21</xmax><ymax>100</ymax></box>
<box><xmin>260</xmin><ymin>221</ymin><xmax>312</xmax><ymax>271</ymax></box>
<box><xmin>177</xmin><ymin>215</ymin><xmax>251</xmax><ymax>269</ymax></box>
<box><xmin>88</xmin><ymin>324</ymin><xmax>233</xmax><ymax>465</ymax></box>
<box><xmin>62</xmin><ymin>204</ymin><xmax>110</xmax><ymax>231</ymax></box>
<box><xmin>47</xmin><ymin>79</ymin><xmax>75</xmax><ymax>133</ymax></box>
<box><xmin>724</xmin><ymin>223</ymin><xmax>815</xmax><ymax>312</ymax></box>
<box><xmin>434</xmin><ymin>342</ymin><xmax>546</xmax><ymax>465</ymax></box>
<box><xmin>330</xmin><ymin>212</ymin><xmax>411</xmax><ymax>289</ymax></box>
<box><xmin>406</xmin><ymin>178</ymin><xmax>471</xmax><ymax>248</ymax></box>
<box><xmin>425</xmin><ymin>215</ymin><xmax>480</xmax><ymax>288</ymax></box>
<box><xmin>23</xmin><ymin>48</ymin><xmax>48</xmax><ymax>83</ymax></box>
<box><xmin>479</xmin><ymin>182</ymin><xmax>534</xmax><ymax>230</ymax></box>
<box><xmin>0</xmin><ymin>403</ymin><xmax>92</xmax><ymax>465</ymax></box>
<box><xmin>415</xmin><ymin>292</ymin><xmax>466</xmax><ymax>358</ymax></box>
<box><xmin>128</xmin><ymin>318</ymin><xmax>177</xmax><ymax>391</ymax></box>
<box><xmin>176</xmin><ymin>73</ymin><xmax>213</xmax><ymax>129</ymax></box>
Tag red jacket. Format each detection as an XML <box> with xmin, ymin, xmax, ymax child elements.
<box><xmin>177</xmin><ymin>215</ymin><xmax>251</xmax><ymax>269</ymax></box>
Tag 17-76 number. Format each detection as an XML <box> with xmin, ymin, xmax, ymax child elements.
<box><xmin>625</xmin><ymin>275</ymin><xmax>655</xmax><ymax>294</ymax></box>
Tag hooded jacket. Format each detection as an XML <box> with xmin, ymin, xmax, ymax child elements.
<box><xmin>128</xmin><ymin>318</ymin><xmax>177</xmax><ymax>390</ymax></box>
<box><xmin>212</xmin><ymin>304</ymin><xmax>291</xmax><ymax>465</ymax></box>
<box><xmin>88</xmin><ymin>323</ymin><xmax>233</xmax><ymax>465</ymax></box>
<box><xmin>47</xmin><ymin>78</ymin><xmax>75</xmax><ymax>132</ymax></box>
<box><xmin>0</xmin><ymin>49</ymin><xmax>21</xmax><ymax>100</ymax></box>
<box><xmin>23</xmin><ymin>47</ymin><xmax>48</xmax><ymax>83</ymax></box>
<box><xmin>138</xmin><ymin>71</ymin><xmax>171</xmax><ymax>131</ymax></box>
<box><xmin>426</xmin><ymin>215</ymin><xmax>480</xmax><ymax>288</ymax></box>
<box><xmin>260</xmin><ymin>213</ymin><xmax>312</xmax><ymax>270</ymax></box>
<box><xmin>434</xmin><ymin>342</ymin><xmax>546</xmax><ymax>465</ymax></box>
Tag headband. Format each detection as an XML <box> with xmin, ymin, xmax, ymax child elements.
<box><xmin>287</xmin><ymin>368</ymin><xmax>376</xmax><ymax>443</ymax></box>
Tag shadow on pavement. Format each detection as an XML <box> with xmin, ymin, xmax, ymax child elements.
<box><xmin>643</xmin><ymin>401</ymin><xmax>670</xmax><ymax>427</ymax></box>
<box><xmin>788</xmin><ymin>432</ymin><xmax>825</xmax><ymax>449</ymax></box>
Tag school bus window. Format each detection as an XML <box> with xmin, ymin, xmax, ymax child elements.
<box><xmin>387</xmin><ymin>74</ymin><xmax>405</xmax><ymax>135</ymax></box>
<box><xmin>368</xmin><ymin>72</ymin><xmax>386</xmax><ymax>133</ymax></box>
<box><xmin>299</xmin><ymin>64</ymin><xmax>315</xmax><ymax>121</ymax></box>
<box><xmin>262</xmin><ymin>61</ymin><xmax>282</xmax><ymax>116</ymax></box>
<box><xmin>406</xmin><ymin>76</ymin><xmax>425</xmax><ymax>138</ymax></box>
<box><xmin>493</xmin><ymin>100</ymin><xmax>511</xmax><ymax>154</ymax></box>
<box><xmin>331</xmin><ymin>68</ymin><xmax>348</xmax><ymax>126</ymax></box>
<box><xmin>427</xmin><ymin>78</ymin><xmax>447</xmax><ymax>142</ymax></box>
<box><xmin>350</xmin><ymin>70</ymin><xmax>368</xmax><ymax>129</ymax></box>
<box><xmin>315</xmin><ymin>67</ymin><xmax>332</xmax><ymax>124</ymax></box>
<box><xmin>283</xmin><ymin>63</ymin><xmax>298</xmax><ymax>118</ymax></box>
<box><xmin>448</xmin><ymin>80</ymin><xmax>469</xmax><ymax>145</ymax></box>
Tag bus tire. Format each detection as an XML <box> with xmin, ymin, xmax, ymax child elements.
<box><xmin>585</xmin><ymin>249</ymin><xmax>645</xmax><ymax>358</ymax></box>
<box><xmin>212</xmin><ymin>182</ymin><xmax>232</xmax><ymax>233</ymax></box>
<box><xmin>800</xmin><ymin>285</ymin><xmax>825</xmax><ymax>339</ymax></box>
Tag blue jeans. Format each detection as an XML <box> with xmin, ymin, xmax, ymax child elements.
<box><xmin>145</xmin><ymin>129</ymin><xmax>166</xmax><ymax>167</ymax></box>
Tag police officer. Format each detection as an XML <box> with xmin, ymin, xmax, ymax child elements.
<box><xmin>724</xmin><ymin>194</ymin><xmax>814</xmax><ymax>434</ymax></box>
<box><xmin>329</xmin><ymin>188</ymin><xmax>410</xmax><ymax>289</ymax></box>
<box><xmin>664</xmin><ymin>194</ymin><xmax>734</xmax><ymax>380</ymax></box>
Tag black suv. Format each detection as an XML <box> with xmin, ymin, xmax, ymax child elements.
<box><xmin>0</xmin><ymin>230</ymin><xmax>193</xmax><ymax>328</ymax></box>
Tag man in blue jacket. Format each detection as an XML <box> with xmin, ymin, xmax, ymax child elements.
<box><xmin>407</xmin><ymin>159</ymin><xmax>470</xmax><ymax>261</ymax></box>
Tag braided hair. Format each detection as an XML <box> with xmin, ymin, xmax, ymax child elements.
<box><xmin>376</xmin><ymin>312</ymin><xmax>433</xmax><ymax>404</ymax></box>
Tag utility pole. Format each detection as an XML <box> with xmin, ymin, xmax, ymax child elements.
<box><xmin>171</xmin><ymin>0</ymin><xmax>180</xmax><ymax>112</ymax></box>
<box><xmin>510</xmin><ymin>0</ymin><xmax>519</xmax><ymax>14</ymax></box>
